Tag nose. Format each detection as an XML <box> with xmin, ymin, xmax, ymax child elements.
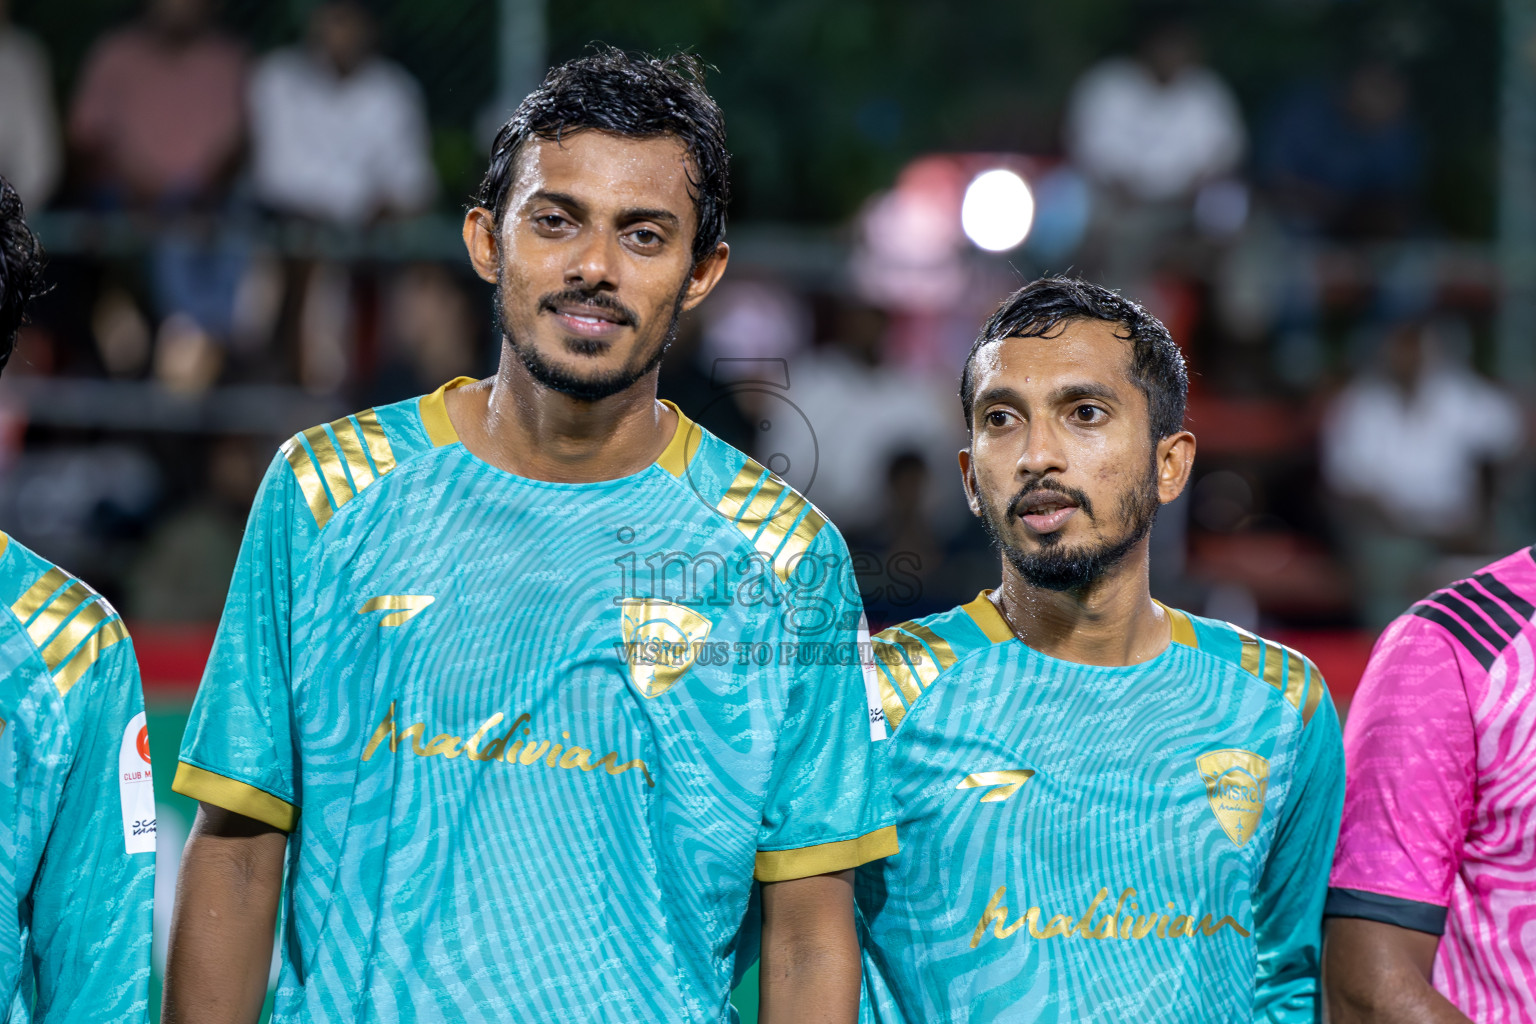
<box><xmin>1016</xmin><ymin>418</ymin><xmax>1067</xmax><ymax>479</ymax></box>
<box><xmin>564</xmin><ymin>226</ymin><xmax>620</xmax><ymax>292</ymax></box>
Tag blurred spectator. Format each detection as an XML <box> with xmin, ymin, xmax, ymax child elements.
<box><xmin>69</xmin><ymin>0</ymin><xmax>246</xmax><ymax>207</ymax></box>
<box><xmin>126</xmin><ymin>437</ymin><xmax>258</xmax><ymax>621</ymax></box>
<box><xmin>773</xmin><ymin>302</ymin><xmax>965</xmax><ymax>537</ymax></box>
<box><xmin>0</xmin><ymin>0</ymin><xmax>61</xmax><ymax>207</ymax></box>
<box><xmin>249</xmin><ymin>0</ymin><xmax>437</xmax><ymax>224</ymax></box>
<box><xmin>366</xmin><ymin>263</ymin><xmax>480</xmax><ymax>405</ymax></box>
<box><xmin>1261</xmin><ymin>60</ymin><xmax>1423</xmax><ymax>240</ymax></box>
<box><xmin>1322</xmin><ymin>319</ymin><xmax>1524</xmax><ymax>626</ymax></box>
<box><xmin>1065</xmin><ymin>19</ymin><xmax>1245</xmax><ymax>204</ymax></box>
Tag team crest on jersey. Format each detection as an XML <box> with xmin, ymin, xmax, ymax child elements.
<box><xmin>619</xmin><ymin>598</ymin><xmax>713</xmax><ymax>698</ymax></box>
<box><xmin>1196</xmin><ymin>749</ymin><xmax>1269</xmax><ymax>847</ymax></box>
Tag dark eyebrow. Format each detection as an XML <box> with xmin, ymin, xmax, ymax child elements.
<box><xmin>620</xmin><ymin>207</ymin><xmax>682</xmax><ymax>228</ymax></box>
<box><xmin>523</xmin><ymin>191</ymin><xmax>681</xmax><ymax>229</ymax></box>
<box><xmin>1047</xmin><ymin>382</ymin><xmax>1121</xmax><ymax>406</ymax></box>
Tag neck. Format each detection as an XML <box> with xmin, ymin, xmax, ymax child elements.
<box><xmin>443</xmin><ymin>341</ymin><xmax>676</xmax><ymax>483</ymax></box>
<box><xmin>991</xmin><ymin>540</ymin><xmax>1169</xmax><ymax>666</ymax></box>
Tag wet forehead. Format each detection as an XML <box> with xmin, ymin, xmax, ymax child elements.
<box><xmin>509</xmin><ymin>130</ymin><xmax>697</xmax><ymax>226</ymax></box>
<box><xmin>972</xmin><ymin>319</ymin><xmax>1138</xmax><ymax>399</ymax></box>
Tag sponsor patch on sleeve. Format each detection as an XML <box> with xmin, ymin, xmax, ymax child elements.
<box><xmin>857</xmin><ymin>614</ymin><xmax>888</xmax><ymax>742</ymax></box>
<box><xmin>118</xmin><ymin>710</ymin><xmax>156</xmax><ymax>854</ymax></box>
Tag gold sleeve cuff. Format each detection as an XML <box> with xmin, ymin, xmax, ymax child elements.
<box><xmin>754</xmin><ymin>825</ymin><xmax>899</xmax><ymax>882</ymax></box>
<box><xmin>172</xmin><ymin>762</ymin><xmax>299</xmax><ymax>832</ymax></box>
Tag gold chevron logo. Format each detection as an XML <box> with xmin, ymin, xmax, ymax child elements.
<box><xmin>958</xmin><ymin>769</ymin><xmax>1036</xmax><ymax>803</ymax></box>
<box><xmin>359</xmin><ymin>595</ymin><xmax>435</xmax><ymax>626</ymax></box>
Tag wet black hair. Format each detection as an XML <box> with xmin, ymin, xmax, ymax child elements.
<box><xmin>960</xmin><ymin>276</ymin><xmax>1188</xmax><ymax>440</ymax></box>
<box><xmin>476</xmin><ymin>46</ymin><xmax>730</xmax><ymax>266</ymax></box>
<box><xmin>0</xmin><ymin>176</ymin><xmax>45</xmax><ymax>375</ymax></box>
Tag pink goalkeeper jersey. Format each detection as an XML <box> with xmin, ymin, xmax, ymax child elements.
<box><xmin>1329</xmin><ymin>546</ymin><xmax>1536</xmax><ymax>1021</ymax></box>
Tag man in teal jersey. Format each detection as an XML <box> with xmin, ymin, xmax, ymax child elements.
<box><xmin>163</xmin><ymin>49</ymin><xmax>893</xmax><ymax>1023</ymax></box>
<box><xmin>856</xmin><ymin>277</ymin><xmax>1344</xmax><ymax>1022</ymax></box>
<box><xmin>0</xmin><ymin>175</ymin><xmax>155</xmax><ymax>1022</ymax></box>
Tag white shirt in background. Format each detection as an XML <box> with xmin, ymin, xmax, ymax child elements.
<box><xmin>1066</xmin><ymin>58</ymin><xmax>1245</xmax><ymax>202</ymax></box>
<box><xmin>249</xmin><ymin>48</ymin><xmax>437</xmax><ymax>224</ymax></box>
<box><xmin>0</xmin><ymin>25</ymin><xmax>61</xmax><ymax>207</ymax></box>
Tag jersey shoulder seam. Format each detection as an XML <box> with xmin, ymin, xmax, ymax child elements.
<box><xmin>279</xmin><ymin>403</ymin><xmax>440</xmax><ymax>534</ymax></box>
<box><xmin>0</xmin><ymin>537</ymin><xmax>131</xmax><ymax>701</ymax></box>
<box><xmin>1180</xmin><ymin>614</ymin><xmax>1329</xmax><ymax>728</ymax></box>
<box><xmin>653</xmin><ymin>418</ymin><xmax>835</xmax><ymax>588</ymax></box>
<box><xmin>869</xmin><ymin>618</ymin><xmax>999</xmax><ymax>735</ymax></box>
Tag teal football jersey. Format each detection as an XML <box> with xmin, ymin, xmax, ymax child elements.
<box><xmin>174</xmin><ymin>378</ymin><xmax>894</xmax><ymax>1023</ymax></box>
<box><xmin>857</xmin><ymin>593</ymin><xmax>1344</xmax><ymax>1023</ymax></box>
<box><xmin>0</xmin><ymin>533</ymin><xmax>155</xmax><ymax>1023</ymax></box>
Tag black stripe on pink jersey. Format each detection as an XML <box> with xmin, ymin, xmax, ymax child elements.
<box><xmin>1410</xmin><ymin>556</ymin><xmax>1536</xmax><ymax>672</ymax></box>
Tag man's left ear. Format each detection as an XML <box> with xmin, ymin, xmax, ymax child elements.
<box><xmin>681</xmin><ymin>242</ymin><xmax>730</xmax><ymax>312</ymax></box>
<box><xmin>1155</xmin><ymin>430</ymin><xmax>1197</xmax><ymax>505</ymax></box>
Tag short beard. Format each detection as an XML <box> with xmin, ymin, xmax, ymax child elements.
<box><xmin>979</xmin><ymin>457</ymin><xmax>1161</xmax><ymax>592</ymax></box>
<box><xmin>493</xmin><ymin>275</ymin><xmax>688</xmax><ymax>403</ymax></box>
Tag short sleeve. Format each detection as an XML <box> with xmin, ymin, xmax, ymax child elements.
<box><xmin>1251</xmin><ymin>675</ymin><xmax>1346</xmax><ymax>1021</ymax></box>
<box><xmin>172</xmin><ymin>451</ymin><xmax>305</xmax><ymax>830</ymax></box>
<box><xmin>28</xmin><ymin>637</ymin><xmax>154</xmax><ymax>1023</ymax></box>
<box><xmin>753</xmin><ymin>525</ymin><xmax>896</xmax><ymax>882</ymax></box>
<box><xmin>1325</xmin><ymin>615</ymin><xmax>1477</xmax><ymax>933</ymax></box>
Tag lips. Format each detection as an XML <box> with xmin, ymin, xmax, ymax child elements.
<box><xmin>1014</xmin><ymin>490</ymin><xmax>1080</xmax><ymax>534</ymax></box>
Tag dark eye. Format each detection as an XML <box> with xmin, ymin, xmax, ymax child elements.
<box><xmin>986</xmin><ymin>410</ymin><xmax>1010</xmax><ymax>427</ymax></box>
<box><xmin>628</xmin><ymin>228</ymin><xmax>662</xmax><ymax>247</ymax></box>
<box><xmin>1072</xmin><ymin>405</ymin><xmax>1106</xmax><ymax>424</ymax></box>
<box><xmin>535</xmin><ymin>213</ymin><xmax>569</xmax><ymax>230</ymax></box>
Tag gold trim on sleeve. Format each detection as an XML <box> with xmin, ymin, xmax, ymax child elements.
<box><xmin>754</xmin><ymin>825</ymin><xmax>899</xmax><ymax>882</ymax></box>
<box><xmin>1281</xmin><ymin>648</ymin><xmax>1308</xmax><ymax>711</ymax></box>
<box><xmin>172</xmin><ymin>762</ymin><xmax>298</xmax><ymax>832</ymax></box>
<box><xmin>717</xmin><ymin>461</ymin><xmax>766</xmax><ymax>521</ymax></box>
<box><xmin>0</xmin><ymin>532</ymin><xmax>9</xmax><ymax>560</ymax></box>
<box><xmin>961</xmin><ymin>591</ymin><xmax>1015</xmax><ymax>644</ymax></box>
<box><xmin>420</xmin><ymin>377</ymin><xmax>477</xmax><ymax>447</ymax></box>
<box><xmin>655</xmin><ymin>400</ymin><xmax>702</xmax><ymax>477</ymax></box>
<box><xmin>53</xmin><ymin>617</ymin><xmax>127</xmax><ymax>695</ymax></box>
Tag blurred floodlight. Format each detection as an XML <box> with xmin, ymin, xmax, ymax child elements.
<box><xmin>961</xmin><ymin>169</ymin><xmax>1034</xmax><ymax>252</ymax></box>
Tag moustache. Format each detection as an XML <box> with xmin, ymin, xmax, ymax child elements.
<box><xmin>537</xmin><ymin>288</ymin><xmax>639</xmax><ymax>328</ymax></box>
<box><xmin>1006</xmin><ymin>478</ymin><xmax>1096</xmax><ymax>521</ymax></box>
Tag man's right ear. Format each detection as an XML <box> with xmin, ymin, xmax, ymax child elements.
<box><xmin>958</xmin><ymin>449</ymin><xmax>981</xmax><ymax>517</ymax></box>
<box><xmin>462</xmin><ymin>207</ymin><xmax>500</xmax><ymax>284</ymax></box>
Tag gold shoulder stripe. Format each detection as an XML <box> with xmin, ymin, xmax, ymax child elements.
<box><xmin>714</xmin><ymin>458</ymin><xmax>827</xmax><ymax>583</ymax></box>
<box><xmin>1300</xmin><ymin>664</ymin><xmax>1328</xmax><ymax>725</ymax></box>
<box><xmin>873</xmin><ymin>640</ymin><xmax>922</xmax><ymax>704</ymax></box>
<box><xmin>11</xmin><ymin>566</ymin><xmax>69</xmax><ymax>626</ymax></box>
<box><xmin>754</xmin><ymin>825</ymin><xmax>899</xmax><ymax>882</ymax></box>
<box><xmin>173</xmin><ymin>762</ymin><xmax>298</xmax><ymax>832</ymax></box>
<box><xmin>655</xmin><ymin>400</ymin><xmax>702</xmax><ymax>477</ymax></box>
<box><xmin>1157</xmin><ymin>602</ymin><xmax>1200</xmax><ymax>648</ymax></box>
<box><xmin>284</xmin><ymin>409</ymin><xmax>403</xmax><ymax>529</ymax></box>
<box><xmin>899</xmin><ymin>622</ymin><xmax>959</xmax><ymax>673</ymax></box>
<box><xmin>355</xmin><ymin>409</ymin><xmax>397</xmax><ymax>475</ymax></box>
<box><xmin>420</xmin><ymin>377</ymin><xmax>476</xmax><ymax>447</ymax></box>
<box><xmin>0</xmin><ymin>532</ymin><xmax>9</xmax><ymax>560</ymax></box>
<box><xmin>25</xmin><ymin>581</ymin><xmax>90</xmax><ymax>648</ymax></box>
<box><xmin>39</xmin><ymin>597</ymin><xmax>110</xmax><ymax>670</ymax></box>
<box><xmin>53</xmin><ymin>617</ymin><xmax>128</xmax><ymax>695</ymax></box>
<box><xmin>961</xmin><ymin>591</ymin><xmax>1015</xmax><ymax>644</ymax></box>
<box><xmin>282</xmin><ymin>436</ymin><xmax>334</xmax><ymax>528</ymax></box>
<box><xmin>1231</xmin><ymin>625</ymin><xmax>1328</xmax><ymax>727</ymax></box>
